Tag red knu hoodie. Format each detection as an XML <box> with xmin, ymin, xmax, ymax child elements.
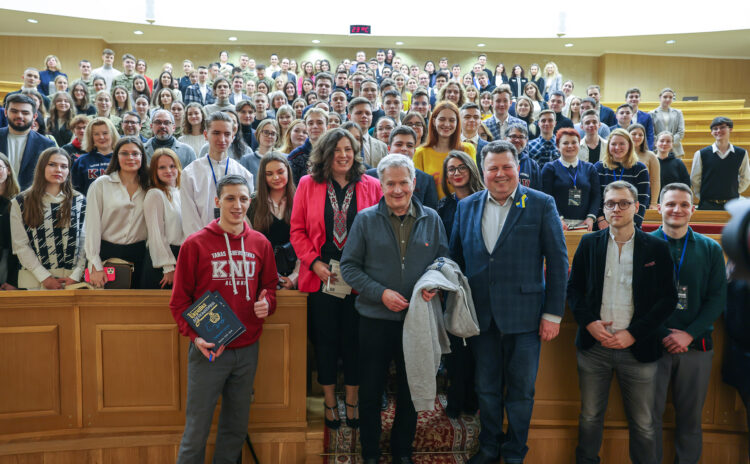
<box><xmin>169</xmin><ymin>219</ymin><xmax>278</xmax><ymax>348</ymax></box>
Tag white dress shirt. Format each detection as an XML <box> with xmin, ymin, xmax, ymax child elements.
<box><xmin>600</xmin><ymin>230</ymin><xmax>635</xmax><ymax>334</ymax></box>
<box><xmin>482</xmin><ymin>188</ymin><xmax>517</xmax><ymax>253</ymax></box>
<box><xmin>85</xmin><ymin>172</ymin><xmax>147</xmax><ymax>271</ymax></box>
<box><xmin>180</xmin><ymin>154</ymin><xmax>254</xmax><ymax>238</ymax></box>
<box><xmin>144</xmin><ymin>187</ymin><xmax>183</xmax><ymax>274</ymax></box>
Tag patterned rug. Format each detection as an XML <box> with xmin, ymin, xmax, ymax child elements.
<box><xmin>323</xmin><ymin>393</ymin><xmax>479</xmax><ymax>463</ymax></box>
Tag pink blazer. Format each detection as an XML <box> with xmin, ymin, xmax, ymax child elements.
<box><xmin>290</xmin><ymin>174</ymin><xmax>382</xmax><ymax>292</ymax></box>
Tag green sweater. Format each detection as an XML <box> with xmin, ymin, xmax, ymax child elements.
<box><xmin>650</xmin><ymin>226</ymin><xmax>727</xmax><ymax>349</ymax></box>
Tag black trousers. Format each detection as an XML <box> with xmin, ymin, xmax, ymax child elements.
<box><xmin>445</xmin><ymin>333</ymin><xmax>477</xmax><ymax>413</ymax></box>
<box><xmin>698</xmin><ymin>199</ymin><xmax>728</xmax><ymax>210</ymax></box>
<box><xmin>99</xmin><ymin>240</ymin><xmax>146</xmax><ymax>289</ymax></box>
<box><xmin>358</xmin><ymin>315</ymin><xmax>417</xmax><ymax>460</ymax></box>
<box><xmin>141</xmin><ymin>244</ymin><xmax>181</xmax><ymax>289</ymax></box>
<box><xmin>308</xmin><ymin>291</ymin><xmax>359</xmax><ymax>386</ymax></box>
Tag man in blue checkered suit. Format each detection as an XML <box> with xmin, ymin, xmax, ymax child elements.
<box><xmin>450</xmin><ymin>140</ymin><xmax>569</xmax><ymax>464</ymax></box>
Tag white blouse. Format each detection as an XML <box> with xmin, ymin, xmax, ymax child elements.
<box><xmin>143</xmin><ymin>187</ymin><xmax>183</xmax><ymax>273</ymax></box>
<box><xmin>84</xmin><ymin>172</ymin><xmax>147</xmax><ymax>271</ymax></box>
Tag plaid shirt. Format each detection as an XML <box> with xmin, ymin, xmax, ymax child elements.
<box><xmin>183</xmin><ymin>83</ymin><xmax>215</xmax><ymax>106</ymax></box>
<box><xmin>527</xmin><ymin>136</ymin><xmax>559</xmax><ymax>167</ymax></box>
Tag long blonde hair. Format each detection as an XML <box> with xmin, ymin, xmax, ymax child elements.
<box><xmin>603</xmin><ymin>129</ymin><xmax>638</xmax><ymax>169</ymax></box>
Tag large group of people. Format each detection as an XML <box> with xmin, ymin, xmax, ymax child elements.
<box><xmin>0</xmin><ymin>47</ymin><xmax>748</xmax><ymax>464</ymax></box>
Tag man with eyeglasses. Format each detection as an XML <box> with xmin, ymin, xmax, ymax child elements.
<box><xmin>505</xmin><ymin>123</ymin><xmax>541</xmax><ymax>191</ymax></box>
<box><xmin>567</xmin><ymin>180</ymin><xmax>677</xmax><ymax>464</ymax></box>
<box><xmin>690</xmin><ymin>116</ymin><xmax>750</xmax><ymax>210</ymax></box>
<box><xmin>121</xmin><ymin>111</ymin><xmax>147</xmax><ymax>143</ymax></box>
<box><xmin>144</xmin><ymin>109</ymin><xmax>196</xmax><ymax>168</ymax></box>
<box><xmin>410</xmin><ymin>89</ymin><xmax>431</xmax><ymax>122</ymax></box>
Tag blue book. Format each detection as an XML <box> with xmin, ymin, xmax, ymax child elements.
<box><xmin>182</xmin><ymin>290</ymin><xmax>246</xmax><ymax>349</ymax></box>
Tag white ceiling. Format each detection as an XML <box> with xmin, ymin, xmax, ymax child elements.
<box><xmin>2</xmin><ymin>4</ymin><xmax>750</xmax><ymax>59</ymax></box>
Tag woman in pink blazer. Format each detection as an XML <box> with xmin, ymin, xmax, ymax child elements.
<box><xmin>290</xmin><ymin>128</ymin><xmax>381</xmax><ymax>431</ymax></box>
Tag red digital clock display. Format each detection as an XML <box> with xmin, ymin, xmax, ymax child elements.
<box><xmin>350</xmin><ymin>25</ymin><xmax>371</xmax><ymax>34</ymax></box>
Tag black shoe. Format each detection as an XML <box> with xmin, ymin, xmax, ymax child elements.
<box><xmin>445</xmin><ymin>402</ymin><xmax>461</xmax><ymax>419</ymax></box>
<box><xmin>467</xmin><ymin>450</ymin><xmax>500</xmax><ymax>464</ymax></box>
<box><xmin>393</xmin><ymin>457</ymin><xmax>414</xmax><ymax>464</ymax></box>
<box><xmin>345</xmin><ymin>401</ymin><xmax>359</xmax><ymax>428</ymax></box>
<box><xmin>324</xmin><ymin>401</ymin><xmax>340</xmax><ymax>430</ymax></box>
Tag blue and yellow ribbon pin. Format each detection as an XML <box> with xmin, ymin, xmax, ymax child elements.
<box><xmin>515</xmin><ymin>194</ymin><xmax>527</xmax><ymax>209</ymax></box>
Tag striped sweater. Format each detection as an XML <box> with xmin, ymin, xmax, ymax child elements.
<box><xmin>593</xmin><ymin>161</ymin><xmax>650</xmax><ymax>227</ymax></box>
<box><xmin>13</xmin><ymin>193</ymin><xmax>87</xmax><ymax>281</ymax></box>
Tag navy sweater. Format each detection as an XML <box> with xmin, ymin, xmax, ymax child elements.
<box><xmin>594</xmin><ymin>161</ymin><xmax>650</xmax><ymax>227</ymax></box>
<box><xmin>71</xmin><ymin>151</ymin><xmax>112</xmax><ymax>195</ymax></box>
<box><xmin>542</xmin><ymin>159</ymin><xmax>601</xmax><ymax>221</ymax></box>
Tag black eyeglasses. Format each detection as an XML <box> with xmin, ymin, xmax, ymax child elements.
<box><xmin>447</xmin><ymin>165</ymin><xmax>469</xmax><ymax>175</ymax></box>
<box><xmin>603</xmin><ymin>200</ymin><xmax>634</xmax><ymax>210</ymax></box>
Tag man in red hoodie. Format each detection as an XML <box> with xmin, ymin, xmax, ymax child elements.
<box><xmin>169</xmin><ymin>174</ymin><xmax>278</xmax><ymax>464</ymax></box>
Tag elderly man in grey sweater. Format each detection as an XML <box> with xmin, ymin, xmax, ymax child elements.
<box><xmin>341</xmin><ymin>154</ymin><xmax>449</xmax><ymax>464</ymax></box>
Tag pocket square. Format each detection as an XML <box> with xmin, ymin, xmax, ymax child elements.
<box><xmin>644</xmin><ymin>261</ymin><xmax>656</xmax><ymax>267</ymax></box>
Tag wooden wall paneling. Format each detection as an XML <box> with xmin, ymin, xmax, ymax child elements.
<box><xmin>0</xmin><ymin>454</ymin><xmax>44</xmax><ymax>464</ymax></box>
<box><xmin>0</xmin><ymin>37</ymin><xmax>106</xmax><ymax>82</ymax></box>
<box><xmin>0</xmin><ymin>293</ymin><xmax>79</xmax><ymax>435</ymax></box>
<box><xmin>78</xmin><ymin>291</ymin><xmax>187</xmax><ymax>428</ymax></box>
<box><xmin>250</xmin><ymin>290</ymin><xmax>308</xmax><ymax>426</ymax></box>
<box><xmin>599</xmin><ymin>53</ymin><xmax>750</xmax><ymax>103</ymax></box>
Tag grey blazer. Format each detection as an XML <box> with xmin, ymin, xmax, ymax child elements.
<box><xmin>649</xmin><ymin>106</ymin><xmax>685</xmax><ymax>156</ymax></box>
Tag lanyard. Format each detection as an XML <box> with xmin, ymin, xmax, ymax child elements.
<box><xmin>560</xmin><ymin>160</ymin><xmax>578</xmax><ymax>187</ymax></box>
<box><xmin>662</xmin><ymin>228</ymin><xmax>690</xmax><ymax>283</ymax></box>
<box><xmin>208</xmin><ymin>156</ymin><xmax>229</xmax><ymax>191</ymax></box>
<box><xmin>611</xmin><ymin>167</ymin><xmax>623</xmax><ymax>182</ymax></box>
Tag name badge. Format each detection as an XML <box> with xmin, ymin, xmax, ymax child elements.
<box><xmin>676</xmin><ymin>284</ymin><xmax>688</xmax><ymax>311</ymax></box>
<box><xmin>568</xmin><ymin>188</ymin><xmax>582</xmax><ymax>206</ymax></box>
<box><xmin>214</xmin><ymin>207</ymin><xmax>221</xmax><ymax>219</ymax></box>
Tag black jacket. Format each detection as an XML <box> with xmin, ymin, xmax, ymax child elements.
<box><xmin>567</xmin><ymin>228</ymin><xmax>677</xmax><ymax>362</ymax></box>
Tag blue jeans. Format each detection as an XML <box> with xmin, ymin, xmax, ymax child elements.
<box><xmin>470</xmin><ymin>323</ymin><xmax>540</xmax><ymax>463</ymax></box>
<box><xmin>575</xmin><ymin>344</ymin><xmax>658</xmax><ymax>464</ymax></box>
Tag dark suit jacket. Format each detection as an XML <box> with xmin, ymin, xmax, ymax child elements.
<box><xmin>599</xmin><ymin>105</ymin><xmax>616</xmax><ymax>127</ymax></box>
<box><xmin>0</xmin><ymin>128</ymin><xmax>56</xmax><ymax>190</ymax></box>
<box><xmin>567</xmin><ymin>228</ymin><xmax>677</xmax><ymax>362</ymax></box>
<box><xmin>450</xmin><ymin>185</ymin><xmax>569</xmax><ymax>334</ymax></box>
<box><xmin>365</xmin><ymin>167</ymin><xmax>438</xmax><ymax>210</ymax></box>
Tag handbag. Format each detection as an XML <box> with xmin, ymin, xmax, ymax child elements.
<box><xmin>85</xmin><ymin>258</ymin><xmax>134</xmax><ymax>289</ymax></box>
<box><xmin>273</xmin><ymin>242</ymin><xmax>297</xmax><ymax>277</ymax></box>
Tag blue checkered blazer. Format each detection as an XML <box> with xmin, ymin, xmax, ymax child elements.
<box><xmin>449</xmin><ymin>185</ymin><xmax>568</xmax><ymax>334</ymax></box>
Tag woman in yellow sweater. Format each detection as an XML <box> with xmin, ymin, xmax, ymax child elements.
<box><xmin>413</xmin><ymin>101</ymin><xmax>476</xmax><ymax>199</ymax></box>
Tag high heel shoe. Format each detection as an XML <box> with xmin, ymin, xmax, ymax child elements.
<box><xmin>345</xmin><ymin>402</ymin><xmax>359</xmax><ymax>429</ymax></box>
<box><xmin>324</xmin><ymin>402</ymin><xmax>341</xmax><ymax>430</ymax></box>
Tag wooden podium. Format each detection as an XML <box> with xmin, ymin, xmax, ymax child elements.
<box><xmin>0</xmin><ymin>289</ymin><xmax>308</xmax><ymax>463</ymax></box>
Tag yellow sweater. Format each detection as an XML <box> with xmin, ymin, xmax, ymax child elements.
<box><xmin>413</xmin><ymin>142</ymin><xmax>476</xmax><ymax>199</ymax></box>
